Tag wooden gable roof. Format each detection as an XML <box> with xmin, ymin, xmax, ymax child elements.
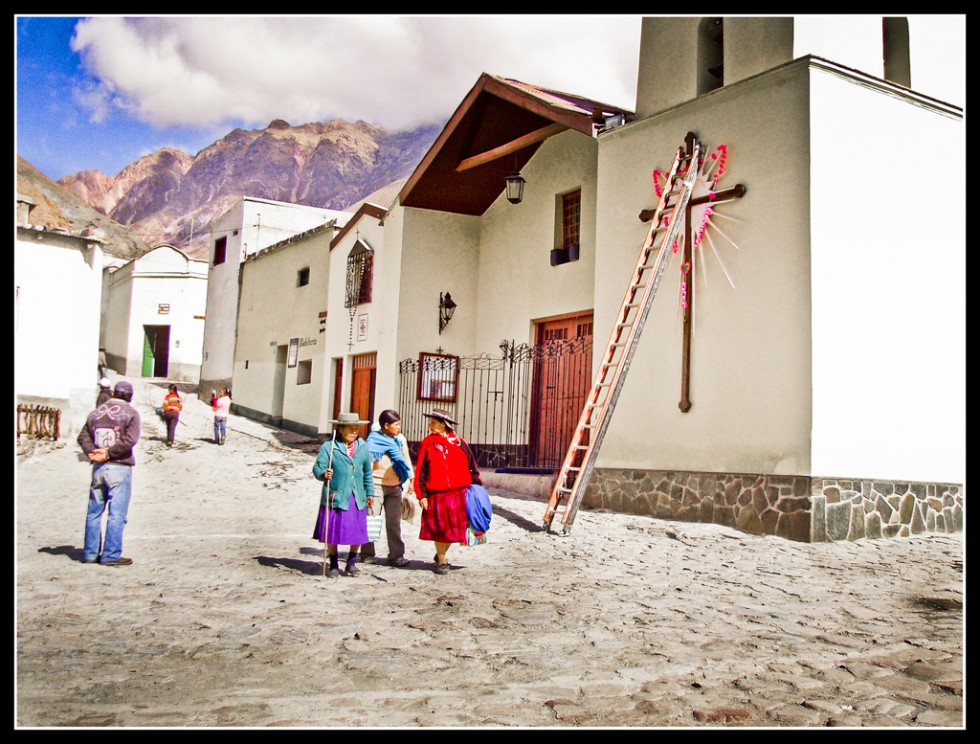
<box><xmin>398</xmin><ymin>73</ymin><xmax>632</xmax><ymax>216</ymax></box>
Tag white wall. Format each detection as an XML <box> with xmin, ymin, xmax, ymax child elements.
<box><xmin>595</xmin><ymin>63</ymin><xmax>814</xmax><ymax>475</ymax></box>
<box><xmin>107</xmin><ymin>246</ymin><xmax>208</xmax><ymax>382</ymax></box>
<box><xmin>393</xmin><ymin>207</ymin><xmax>482</xmax><ymax>362</ymax></box>
<box><xmin>234</xmin><ymin>228</ymin><xmax>333</xmax><ymax>431</ymax></box>
<box><xmin>809</xmin><ymin>69</ymin><xmax>965</xmax><ymax>484</ymax></box>
<box><xmin>320</xmin><ymin>211</ymin><xmax>401</xmax><ymax>433</ymax></box>
<box><xmin>475</xmin><ymin>130</ymin><xmax>599</xmax><ymax>351</ymax></box>
<box><xmin>15</xmin><ymin>228</ymin><xmax>104</xmax><ymax>434</ymax></box>
<box><xmin>201</xmin><ymin>197</ymin><xmax>350</xmax><ymax>388</ymax></box>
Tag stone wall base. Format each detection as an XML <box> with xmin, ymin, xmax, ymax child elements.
<box><xmin>583</xmin><ymin>469</ymin><xmax>964</xmax><ymax>543</ymax></box>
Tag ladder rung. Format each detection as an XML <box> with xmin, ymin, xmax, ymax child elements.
<box><xmin>573</xmin><ymin>445</ymin><xmax>588</xmax><ymax>450</ymax></box>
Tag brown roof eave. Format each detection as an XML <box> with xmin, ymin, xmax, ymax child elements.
<box><xmin>330</xmin><ymin>202</ymin><xmax>387</xmax><ymax>250</ymax></box>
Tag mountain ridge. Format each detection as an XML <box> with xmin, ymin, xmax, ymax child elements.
<box><xmin>50</xmin><ymin>118</ymin><xmax>440</xmax><ymax>260</ymax></box>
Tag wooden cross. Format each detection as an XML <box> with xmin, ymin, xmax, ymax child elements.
<box><xmin>639</xmin><ymin>134</ymin><xmax>745</xmax><ymax>412</ymax></box>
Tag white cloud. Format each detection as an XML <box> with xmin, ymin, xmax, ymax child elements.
<box><xmin>69</xmin><ymin>15</ymin><xmax>642</xmax><ymax>132</ymax></box>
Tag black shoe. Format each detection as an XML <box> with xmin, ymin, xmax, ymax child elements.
<box><xmin>83</xmin><ymin>557</ymin><xmax>99</xmax><ymax>564</ymax></box>
<box><xmin>102</xmin><ymin>557</ymin><xmax>133</xmax><ymax>566</ymax></box>
<box><xmin>345</xmin><ymin>563</ymin><xmax>361</xmax><ymax>577</ymax></box>
<box><xmin>386</xmin><ymin>556</ymin><xmax>410</xmax><ymax>567</ymax></box>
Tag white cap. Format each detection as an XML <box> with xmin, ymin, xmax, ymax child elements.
<box><xmin>100</xmin><ymin>378</ymin><xmax>111</xmax><ymax>387</ymax></box>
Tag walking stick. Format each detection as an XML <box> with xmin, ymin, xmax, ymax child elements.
<box><xmin>321</xmin><ymin>429</ymin><xmax>337</xmax><ymax>577</ymax></box>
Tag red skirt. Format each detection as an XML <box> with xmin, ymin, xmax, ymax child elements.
<box><xmin>419</xmin><ymin>486</ymin><xmax>468</xmax><ymax>544</ymax></box>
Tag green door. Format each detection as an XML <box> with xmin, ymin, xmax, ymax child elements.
<box><xmin>142</xmin><ymin>328</ymin><xmax>154</xmax><ymax>377</ymax></box>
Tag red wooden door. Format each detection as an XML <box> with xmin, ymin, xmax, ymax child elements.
<box><xmin>530</xmin><ymin>313</ymin><xmax>593</xmax><ymax>469</ymax></box>
<box><xmin>350</xmin><ymin>352</ymin><xmax>377</xmax><ymax>440</ymax></box>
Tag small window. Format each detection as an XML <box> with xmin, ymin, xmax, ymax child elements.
<box><xmin>213</xmin><ymin>236</ymin><xmax>227</xmax><ymax>266</ymax></box>
<box><xmin>297</xmin><ymin>267</ymin><xmax>310</xmax><ymax>287</ymax></box>
<box><xmin>551</xmin><ymin>189</ymin><xmax>581</xmax><ymax>265</ymax></box>
<box><xmin>562</xmin><ymin>190</ymin><xmax>581</xmax><ymax>251</ymax></box>
<box><xmin>417</xmin><ymin>352</ymin><xmax>459</xmax><ymax>403</ymax></box>
<box><xmin>297</xmin><ymin>359</ymin><xmax>312</xmax><ymax>385</ymax></box>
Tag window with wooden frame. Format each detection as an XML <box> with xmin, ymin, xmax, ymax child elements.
<box><xmin>417</xmin><ymin>352</ymin><xmax>459</xmax><ymax>403</ymax></box>
<box><xmin>297</xmin><ymin>266</ymin><xmax>310</xmax><ymax>287</ymax></box>
<box><xmin>551</xmin><ymin>188</ymin><xmax>581</xmax><ymax>265</ymax></box>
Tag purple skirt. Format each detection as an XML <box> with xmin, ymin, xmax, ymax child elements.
<box><xmin>313</xmin><ymin>497</ymin><xmax>368</xmax><ymax>546</ymax></box>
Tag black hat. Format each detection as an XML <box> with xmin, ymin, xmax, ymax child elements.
<box><xmin>423</xmin><ymin>408</ymin><xmax>457</xmax><ymax>426</ymax></box>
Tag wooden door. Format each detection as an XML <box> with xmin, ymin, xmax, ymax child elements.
<box><xmin>350</xmin><ymin>352</ymin><xmax>377</xmax><ymax>440</ymax></box>
<box><xmin>530</xmin><ymin>312</ymin><xmax>593</xmax><ymax>469</ymax></box>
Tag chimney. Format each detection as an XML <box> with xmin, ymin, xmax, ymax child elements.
<box><xmin>16</xmin><ymin>195</ymin><xmax>36</xmax><ymax>228</ymax></box>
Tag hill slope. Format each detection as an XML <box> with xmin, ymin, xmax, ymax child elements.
<box><xmin>55</xmin><ymin>118</ymin><xmax>439</xmax><ymax>260</ymax></box>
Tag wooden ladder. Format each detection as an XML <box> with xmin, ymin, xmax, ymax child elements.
<box><xmin>542</xmin><ymin>133</ymin><xmax>703</xmax><ymax>534</ymax></box>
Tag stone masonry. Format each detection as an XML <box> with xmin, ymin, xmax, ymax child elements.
<box><xmin>583</xmin><ymin>469</ymin><xmax>964</xmax><ymax>543</ymax></box>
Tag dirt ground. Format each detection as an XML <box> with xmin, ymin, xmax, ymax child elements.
<box><xmin>14</xmin><ymin>376</ymin><xmax>965</xmax><ymax>729</ymax></box>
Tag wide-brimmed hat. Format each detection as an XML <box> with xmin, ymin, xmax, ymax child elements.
<box><xmin>330</xmin><ymin>412</ymin><xmax>370</xmax><ymax>426</ymax></box>
<box><xmin>423</xmin><ymin>408</ymin><xmax>457</xmax><ymax>426</ymax></box>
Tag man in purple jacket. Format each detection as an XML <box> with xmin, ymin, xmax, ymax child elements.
<box><xmin>77</xmin><ymin>380</ymin><xmax>141</xmax><ymax>566</ymax></box>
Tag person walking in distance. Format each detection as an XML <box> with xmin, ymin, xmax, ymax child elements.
<box><xmin>95</xmin><ymin>377</ymin><xmax>113</xmax><ymax>407</ymax></box>
<box><xmin>161</xmin><ymin>384</ymin><xmax>183</xmax><ymax>448</ymax></box>
<box><xmin>413</xmin><ymin>408</ymin><xmax>482</xmax><ymax>574</ymax></box>
<box><xmin>76</xmin><ymin>380</ymin><xmax>142</xmax><ymax>566</ymax></box>
<box><xmin>362</xmin><ymin>409</ymin><xmax>414</xmax><ymax>567</ymax></box>
<box><xmin>213</xmin><ymin>388</ymin><xmax>231</xmax><ymax>445</ymax></box>
<box><xmin>312</xmin><ymin>413</ymin><xmax>374</xmax><ymax>578</ymax></box>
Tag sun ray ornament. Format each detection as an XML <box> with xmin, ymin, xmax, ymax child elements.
<box><xmin>648</xmin><ymin>134</ymin><xmax>746</xmax><ymax>412</ymax></box>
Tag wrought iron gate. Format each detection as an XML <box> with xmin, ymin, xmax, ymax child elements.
<box><xmin>398</xmin><ymin>336</ymin><xmax>592</xmax><ymax>471</ymax></box>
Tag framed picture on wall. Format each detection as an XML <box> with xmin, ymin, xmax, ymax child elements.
<box><xmin>417</xmin><ymin>352</ymin><xmax>459</xmax><ymax>402</ymax></box>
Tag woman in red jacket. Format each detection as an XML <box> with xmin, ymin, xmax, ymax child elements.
<box><xmin>413</xmin><ymin>408</ymin><xmax>481</xmax><ymax>574</ymax></box>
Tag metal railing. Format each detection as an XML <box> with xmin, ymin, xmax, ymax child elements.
<box><xmin>398</xmin><ymin>336</ymin><xmax>592</xmax><ymax>470</ymax></box>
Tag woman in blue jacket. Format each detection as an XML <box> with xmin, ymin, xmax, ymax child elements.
<box><xmin>312</xmin><ymin>412</ymin><xmax>374</xmax><ymax>578</ymax></box>
<box><xmin>363</xmin><ymin>409</ymin><xmax>414</xmax><ymax>566</ymax></box>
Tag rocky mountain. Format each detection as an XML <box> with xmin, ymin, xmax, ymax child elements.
<box><xmin>55</xmin><ymin>118</ymin><xmax>441</xmax><ymax>260</ymax></box>
<box><xmin>16</xmin><ymin>155</ymin><xmax>153</xmax><ymax>261</ymax></box>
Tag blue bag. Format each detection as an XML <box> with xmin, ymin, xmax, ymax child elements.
<box><xmin>465</xmin><ymin>484</ymin><xmax>492</xmax><ymax>533</ymax></box>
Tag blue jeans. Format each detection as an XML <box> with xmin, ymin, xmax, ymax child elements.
<box><xmin>84</xmin><ymin>462</ymin><xmax>133</xmax><ymax>562</ymax></box>
<box><xmin>214</xmin><ymin>416</ymin><xmax>227</xmax><ymax>443</ymax></box>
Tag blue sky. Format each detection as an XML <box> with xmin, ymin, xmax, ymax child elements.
<box><xmin>15</xmin><ymin>15</ymin><xmax>965</xmax><ymax>182</ymax></box>
<box><xmin>15</xmin><ymin>15</ymin><xmax>644</xmax><ymax>181</ymax></box>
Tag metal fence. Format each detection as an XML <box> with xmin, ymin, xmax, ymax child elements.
<box><xmin>398</xmin><ymin>336</ymin><xmax>592</xmax><ymax>471</ymax></box>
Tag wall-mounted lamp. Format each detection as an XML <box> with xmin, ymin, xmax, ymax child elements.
<box><xmin>504</xmin><ymin>172</ymin><xmax>526</xmax><ymax>205</ymax></box>
<box><xmin>439</xmin><ymin>292</ymin><xmax>457</xmax><ymax>334</ymax></box>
